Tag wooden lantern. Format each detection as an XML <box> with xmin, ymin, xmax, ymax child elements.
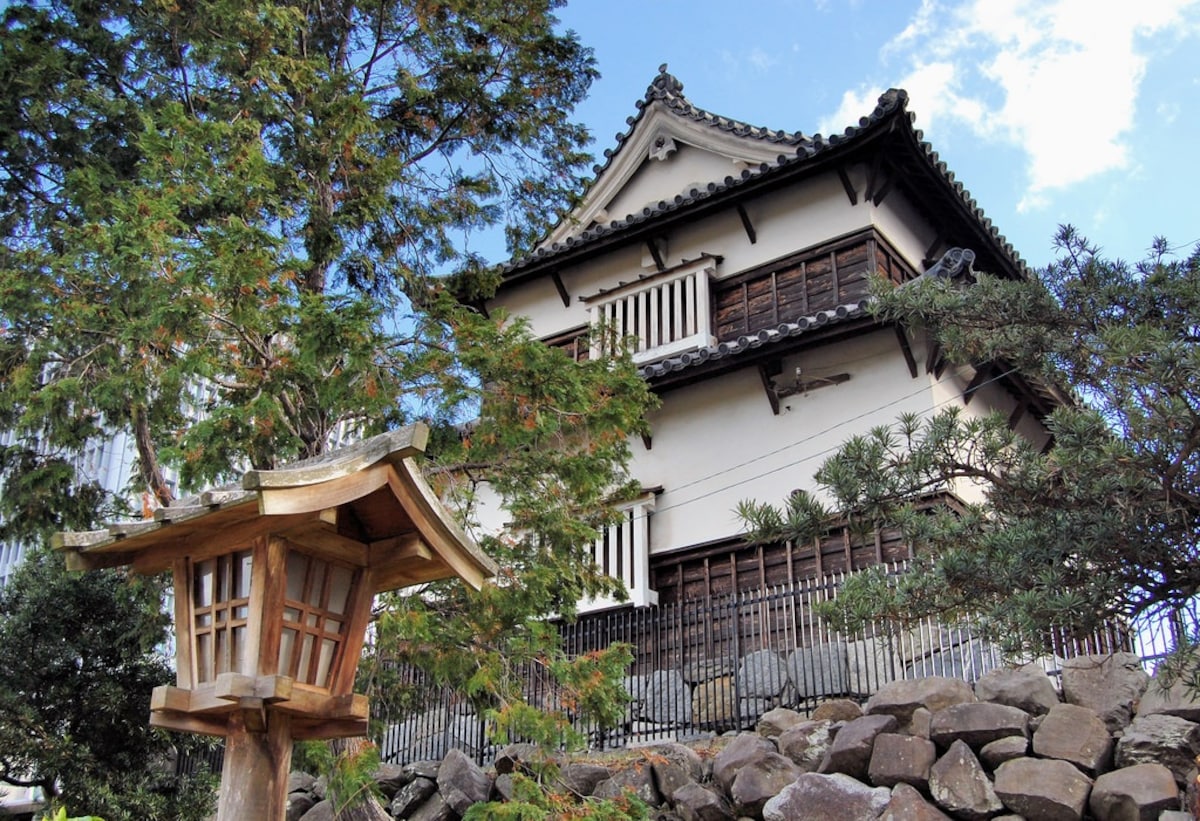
<box><xmin>54</xmin><ymin>425</ymin><xmax>495</xmax><ymax>821</ymax></box>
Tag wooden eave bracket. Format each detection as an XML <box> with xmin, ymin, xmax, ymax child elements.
<box><xmin>735</xmin><ymin>204</ymin><xmax>757</xmax><ymax>244</ymax></box>
<box><xmin>550</xmin><ymin>270</ymin><xmax>571</xmax><ymax>307</ymax></box>
<box><xmin>836</xmin><ymin>166</ymin><xmax>858</xmax><ymax>206</ymax></box>
<box><xmin>962</xmin><ymin>363</ymin><xmax>995</xmax><ymax>405</ymax></box>
<box><xmin>894</xmin><ymin>325</ymin><xmax>918</xmax><ymax>378</ymax></box>
<box><xmin>645</xmin><ymin>238</ymin><xmax>667</xmax><ymax>272</ymax></box>
<box><xmin>759</xmin><ymin>360</ymin><xmax>851</xmax><ymax>414</ymax></box>
<box><xmin>758</xmin><ymin>361</ymin><xmax>783</xmax><ymax>416</ymax></box>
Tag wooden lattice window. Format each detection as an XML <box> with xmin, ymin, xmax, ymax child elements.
<box><xmin>192</xmin><ymin>550</ymin><xmax>253</xmax><ymax>683</ymax></box>
<box><xmin>278</xmin><ymin>551</ymin><xmax>356</xmax><ymax>689</ymax></box>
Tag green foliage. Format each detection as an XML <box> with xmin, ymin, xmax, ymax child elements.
<box><xmin>463</xmin><ymin>772</ymin><xmax>648</xmax><ymax>821</ymax></box>
<box><xmin>739</xmin><ymin>227</ymin><xmax>1200</xmax><ymax>655</ymax></box>
<box><xmin>0</xmin><ymin>550</ymin><xmax>214</xmax><ymax>820</ymax></box>
<box><xmin>0</xmin><ymin>0</ymin><xmax>598</xmax><ymax>503</ymax></box>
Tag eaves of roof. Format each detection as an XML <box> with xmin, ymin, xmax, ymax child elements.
<box><xmin>499</xmin><ymin>69</ymin><xmax>1029</xmax><ymax>289</ymax></box>
<box><xmin>639</xmin><ymin>299</ymin><xmax>872</xmax><ymax>384</ymax></box>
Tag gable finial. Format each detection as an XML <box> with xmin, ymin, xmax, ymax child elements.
<box><xmin>648</xmin><ymin>64</ymin><xmax>684</xmax><ymax>99</ymax></box>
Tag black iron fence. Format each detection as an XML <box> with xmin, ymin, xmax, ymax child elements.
<box><xmin>179</xmin><ymin>564</ymin><xmax>1199</xmax><ymax>771</ymax></box>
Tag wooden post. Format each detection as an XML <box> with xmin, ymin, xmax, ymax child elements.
<box><xmin>217</xmin><ymin>710</ymin><xmax>293</xmax><ymax>821</ymax></box>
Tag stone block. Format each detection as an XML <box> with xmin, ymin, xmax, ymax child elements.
<box><xmin>1115</xmin><ymin>713</ymin><xmax>1200</xmax><ymax>787</ymax></box>
<box><xmin>1062</xmin><ymin>653</ymin><xmax>1149</xmax><ymax>734</ymax></box>
<box><xmin>929</xmin><ymin>701</ymin><xmax>1030</xmax><ymax>750</ymax></box>
<box><xmin>786</xmin><ymin>642</ymin><xmax>849</xmax><ymax>699</ymax></box>
<box><xmin>737</xmin><ymin>649</ymin><xmax>789</xmax><ymax>699</ymax></box>
<box><xmin>881</xmin><ymin>782</ymin><xmax>953</xmax><ymax>821</ymax></box>
<box><xmin>865</xmin><ymin>676</ymin><xmax>976</xmax><ymax>726</ymax></box>
<box><xmin>729</xmin><ymin>752</ymin><xmax>803</xmax><ymax>818</ymax></box>
<box><xmin>1034</xmin><ymin>702</ymin><xmax>1114</xmax><ymax>774</ymax></box>
<box><xmin>818</xmin><ymin>713</ymin><xmax>898</xmax><ymax>780</ymax></box>
<box><xmin>1089</xmin><ymin>762</ymin><xmax>1180</xmax><ymax>821</ymax></box>
<box><xmin>929</xmin><ymin>739</ymin><xmax>1003</xmax><ymax>821</ymax></box>
<box><xmin>777</xmin><ymin>719</ymin><xmax>834</xmax><ymax>772</ymax></box>
<box><xmin>763</xmin><ymin>773</ymin><xmax>891</xmax><ymax>821</ymax></box>
<box><xmin>867</xmin><ymin>732</ymin><xmax>936</xmax><ymax>789</ymax></box>
<box><xmin>975</xmin><ymin>664</ymin><xmax>1060</xmax><ymax>716</ymax></box>
<box><xmin>994</xmin><ymin>757</ymin><xmax>1093</xmax><ymax>821</ymax></box>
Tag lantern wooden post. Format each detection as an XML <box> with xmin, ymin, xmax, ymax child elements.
<box><xmin>54</xmin><ymin>425</ymin><xmax>496</xmax><ymax>821</ymax></box>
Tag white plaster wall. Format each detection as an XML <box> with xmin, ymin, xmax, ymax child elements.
<box><xmin>606</xmin><ymin>144</ymin><xmax>752</xmax><ymax>223</ymax></box>
<box><xmin>634</xmin><ymin>329</ymin><xmax>937</xmax><ymax>555</ymax></box>
<box><xmin>870</xmin><ymin>188</ymin><xmax>938</xmax><ymax>272</ymax></box>
<box><xmin>497</xmin><ymin>172</ymin><xmax>879</xmax><ymax>339</ymax></box>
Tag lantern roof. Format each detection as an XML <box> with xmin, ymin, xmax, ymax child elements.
<box><xmin>52</xmin><ymin>424</ymin><xmax>497</xmax><ymax>592</ymax></box>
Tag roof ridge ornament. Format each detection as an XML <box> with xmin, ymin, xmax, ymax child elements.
<box><xmin>648</xmin><ymin>64</ymin><xmax>685</xmax><ymax>100</ymax></box>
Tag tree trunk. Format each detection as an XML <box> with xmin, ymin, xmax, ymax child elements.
<box><xmin>328</xmin><ymin>737</ymin><xmax>391</xmax><ymax>821</ymax></box>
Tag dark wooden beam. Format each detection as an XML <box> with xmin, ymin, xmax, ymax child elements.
<box><xmin>962</xmin><ymin>364</ymin><xmax>994</xmax><ymax>405</ymax></box>
<box><xmin>735</xmin><ymin>203</ymin><xmax>758</xmax><ymax>244</ymax></box>
<box><xmin>864</xmin><ymin>151</ymin><xmax>884</xmax><ymax>203</ymax></box>
<box><xmin>1007</xmin><ymin>401</ymin><xmax>1028</xmax><ymax>430</ymax></box>
<box><xmin>894</xmin><ymin>324</ymin><xmax>918</xmax><ymax>378</ymax></box>
<box><xmin>924</xmin><ymin>235</ymin><xmax>945</xmax><ymax>270</ymax></box>
<box><xmin>871</xmin><ymin>175</ymin><xmax>894</xmax><ymax>206</ymax></box>
<box><xmin>549</xmin><ymin>271</ymin><xmax>570</xmax><ymax>308</ymax></box>
<box><xmin>640</xmin><ymin>431</ymin><xmax>652</xmax><ymax>451</ymax></box>
<box><xmin>646</xmin><ymin>239</ymin><xmax>667</xmax><ymax>272</ymax></box>
<box><xmin>836</xmin><ymin>167</ymin><xmax>858</xmax><ymax>206</ymax></box>
<box><xmin>758</xmin><ymin>361</ymin><xmax>782</xmax><ymax>416</ymax></box>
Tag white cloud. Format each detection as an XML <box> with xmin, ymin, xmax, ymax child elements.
<box><xmin>827</xmin><ymin>0</ymin><xmax>1200</xmax><ymax>210</ymax></box>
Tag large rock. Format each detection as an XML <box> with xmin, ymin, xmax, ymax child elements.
<box><xmin>881</xmin><ymin>782</ymin><xmax>953</xmax><ymax>821</ymax></box>
<box><xmin>630</xmin><ymin>669</ymin><xmax>692</xmax><ymax>725</ymax></box>
<box><xmin>975</xmin><ymin>664</ymin><xmax>1060</xmax><ymax>716</ymax></box>
<box><xmin>297</xmin><ymin>800</ymin><xmax>333</xmax><ymax>821</ymax></box>
<box><xmin>762</xmin><ymin>773</ymin><xmax>891</xmax><ymax>821</ymax></box>
<box><xmin>692</xmin><ymin>676</ymin><xmax>737</xmax><ymax>728</ymax></box>
<box><xmin>672</xmin><ymin>782</ymin><xmax>735</xmax><ymax>821</ymax></box>
<box><xmin>811</xmin><ymin>698</ymin><xmax>862</xmax><ymax>722</ymax></box>
<box><xmin>389</xmin><ymin>776</ymin><xmax>437</xmax><ymax>819</ymax></box>
<box><xmin>846</xmin><ymin>635</ymin><xmax>898</xmax><ymax>695</ymax></box>
<box><xmin>1089</xmin><ymin>763</ymin><xmax>1180</xmax><ymax>821</ymax></box>
<box><xmin>407</xmin><ymin>792</ymin><xmax>456</xmax><ymax>821</ymax></box>
<box><xmin>594</xmin><ymin>765</ymin><xmax>661</xmax><ymax>807</ymax></box>
<box><xmin>818</xmin><ymin>713</ymin><xmax>898</xmax><ymax>780</ymax></box>
<box><xmin>1114</xmin><ymin>713</ymin><xmax>1200</xmax><ymax>787</ymax></box>
<box><xmin>867</xmin><ymin>732</ymin><xmax>936</xmax><ymax>789</ymax></box>
<box><xmin>729</xmin><ymin>753</ymin><xmax>803</xmax><ymax>818</ymax></box>
<box><xmin>928</xmin><ymin>739</ymin><xmax>1003</xmax><ymax>820</ymax></box>
<box><xmin>1061</xmin><ymin>653</ymin><xmax>1149</xmax><ymax>733</ymax></box>
<box><xmin>928</xmin><ymin>701</ymin><xmax>1030</xmax><ymax>750</ymax></box>
<box><xmin>1033</xmin><ymin>703</ymin><xmax>1114</xmax><ymax>774</ymax></box>
<box><xmin>756</xmin><ymin>707</ymin><xmax>804</xmax><ymax>738</ymax></box>
<box><xmin>286</xmin><ymin>793</ymin><xmax>315</xmax><ymax>821</ymax></box>
<box><xmin>1138</xmin><ymin>669</ymin><xmax>1200</xmax><ymax>722</ymax></box>
<box><xmin>645</xmin><ymin>742</ymin><xmax>703</xmax><ymax>801</ymax></box>
<box><xmin>979</xmin><ymin>735</ymin><xmax>1029</xmax><ymax>769</ymax></box>
<box><xmin>906</xmin><ymin>638</ymin><xmax>992</xmax><ymax>683</ymax></box>
<box><xmin>994</xmin><ymin>757</ymin><xmax>1093</xmax><ymax>821</ymax></box>
<box><xmin>436</xmin><ymin>748</ymin><xmax>491</xmax><ymax>815</ymax></box>
<box><xmin>865</xmin><ymin>676</ymin><xmax>976</xmax><ymax>727</ymax></box>
<box><xmin>787</xmin><ymin>642</ymin><xmax>848</xmax><ymax>699</ymax></box>
<box><xmin>737</xmin><ymin>649</ymin><xmax>790</xmax><ymax>699</ymax></box>
<box><xmin>777</xmin><ymin>720</ymin><xmax>834</xmax><ymax>772</ymax></box>
<box><xmin>712</xmin><ymin>733</ymin><xmax>776</xmax><ymax>793</ymax></box>
<box><xmin>556</xmin><ymin>762</ymin><xmax>612</xmax><ymax>797</ymax></box>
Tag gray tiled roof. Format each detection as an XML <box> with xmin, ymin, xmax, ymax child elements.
<box><xmin>503</xmin><ymin>66</ymin><xmax>1026</xmax><ymax>281</ymax></box>
<box><xmin>639</xmin><ymin>300</ymin><xmax>871</xmax><ymax>380</ymax></box>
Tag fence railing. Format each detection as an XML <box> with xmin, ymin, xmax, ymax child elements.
<box><xmin>179</xmin><ymin>567</ymin><xmax>1199</xmax><ymax>772</ymax></box>
<box><xmin>369</xmin><ymin>564</ymin><xmax>1198</xmax><ymax>764</ymax></box>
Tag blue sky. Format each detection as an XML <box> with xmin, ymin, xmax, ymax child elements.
<box><xmin>552</xmin><ymin>0</ymin><xmax>1200</xmax><ymax>271</ymax></box>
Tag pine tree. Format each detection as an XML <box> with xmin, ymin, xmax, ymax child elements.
<box><xmin>739</xmin><ymin>227</ymin><xmax>1200</xmax><ymax>656</ymax></box>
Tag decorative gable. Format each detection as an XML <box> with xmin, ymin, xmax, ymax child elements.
<box><xmin>543</xmin><ymin>66</ymin><xmax>807</xmax><ymax>248</ymax></box>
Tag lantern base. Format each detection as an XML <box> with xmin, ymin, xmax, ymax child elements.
<box><xmin>218</xmin><ymin>710</ymin><xmax>293</xmax><ymax>821</ymax></box>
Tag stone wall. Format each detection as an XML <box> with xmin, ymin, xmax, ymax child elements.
<box><xmin>288</xmin><ymin>653</ymin><xmax>1200</xmax><ymax>820</ymax></box>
